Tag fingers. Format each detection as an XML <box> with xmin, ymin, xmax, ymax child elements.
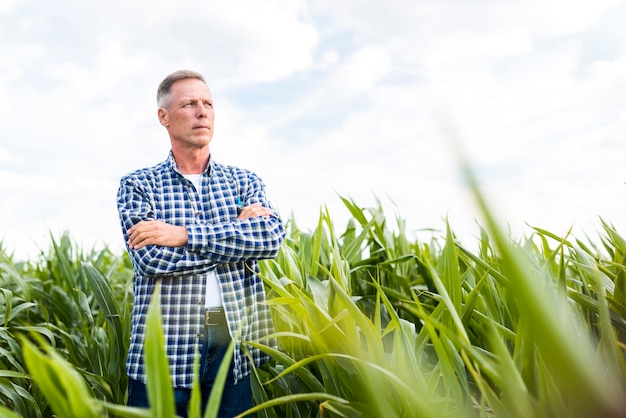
<box><xmin>237</xmin><ymin>203</ymin><xmax>274</xmax><ymax>220</ymax></box>
<box><xmin>127</xmin><ymin>221</ymin><xmax>156</xmax><ymax>249</ymax></box>
<box><xmin>127</xmin><ymin>221</ymin><xmax>188</xmax><ymax>249</ymax></box>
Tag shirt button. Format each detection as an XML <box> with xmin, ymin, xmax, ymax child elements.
<box><xmin>196</xmin><ymin>211</ymin><xmax>201</xmax><ymax>217</ymax></box>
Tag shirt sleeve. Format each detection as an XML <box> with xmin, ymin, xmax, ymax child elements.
<box><xmin>186</xmin><ymin>171</ymin><xmax>286</xmax><ymax>263</ymax></box>
<box><xmin>186</xmin><ymin>215</ymin><xmax>285</xmax><ymax>262</ymax></box>
<box><xmin>117</xmin><ymin>177</ymin><xmax>217</xmax><ymax>278</ymax></box>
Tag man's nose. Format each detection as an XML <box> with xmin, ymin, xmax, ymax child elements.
<box><xmin>197</xmin><ymin>104</ymin><xmax>211</xmax><ymax>118</ymax></box>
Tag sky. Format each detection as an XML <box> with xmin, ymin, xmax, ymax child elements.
<box><xmin>1</xmin><ymin>0</ymin><xmax>625</xmax><ymax>259</ymax></box>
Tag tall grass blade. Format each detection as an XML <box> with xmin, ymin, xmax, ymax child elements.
<box><xmin>144</xmin><ymin>283</ymin><xmax>176</xmax><ymax>417</ymax></box>
<box><xmin>81</xmin><ymin>262</ymin><xmax>124</xmax><ymax>338</ymax></box>
<box><xmin>451</xmin><ymin>128</ymin><xmax>626</xmax><ymax>416</ymax></box>
<box><xmin>188</xmin><ymin>348</ymin><xmax>202</xmax><ymax>418</ymax></box>
<box><xmin>21</xmin><ymin>334</ymin><xmax>100</xmax><ymax>417</ymax></box>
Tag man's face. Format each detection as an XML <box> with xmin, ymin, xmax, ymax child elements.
<box><xmin>158</xmin><ymin>78</ymin><xmax>215</xmax><ymax>149</ymax></box>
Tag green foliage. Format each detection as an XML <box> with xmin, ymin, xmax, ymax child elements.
<box><xmin>0</xmin><ymin>233</ymin><xmax>131</xmax><ymax>416</ymax></box>
<box><xmin>1</xmin><ymin>194</ymin><xmax>626</xmax><ymax>417</ymax></box>
<box><xmin>255</xmin><ymin>197</ymin><xmax>626</xmax><ymax>417</ymax></box>
<box><xmin>21</xmin><ymin>334</ymin><xmax>101</xmax><ymax>417</ymax></box>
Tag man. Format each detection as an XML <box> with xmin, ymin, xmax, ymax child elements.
<box><xmin>117</xmin><ymin>69</ymin><xmax>285</xmax><ymax>417</ymax></box>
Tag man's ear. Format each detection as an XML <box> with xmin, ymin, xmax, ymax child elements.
<box><xmin>158</xmin><ymin>108</ymin><xmax>168</xmax><ymax>127</ymax></box>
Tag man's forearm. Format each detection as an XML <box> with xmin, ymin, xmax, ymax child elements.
<box><xmin>127</xmin><ymin>220</ymin><xmax>188</xmax><ymax>249</ymax></box>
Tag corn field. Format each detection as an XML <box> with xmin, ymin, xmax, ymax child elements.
<box><xmin>1</xmin><ymin>188</ymin><xmax>626</xmax><ymax>416</ymax></box>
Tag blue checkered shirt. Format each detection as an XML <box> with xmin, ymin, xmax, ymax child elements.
<box><xmin>117</xmin><ymin>152</ymin><xmax>285</xmax><ymax>388</ymax></box>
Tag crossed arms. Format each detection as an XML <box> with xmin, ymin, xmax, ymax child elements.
<box><xmin>127</xmin><ymin>203</ymin><xmax>273</xmax><ymax>249</ymax></box>
<box><xmin>117</xmin><ymin>176</ymin><xmax>285</xmax><ymax>278</ymax></box>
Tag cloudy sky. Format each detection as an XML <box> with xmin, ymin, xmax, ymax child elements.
<box><xmin>1</xmin><ymin>0</ymin><xmax>625</xmax><ymax>259</ymax></box>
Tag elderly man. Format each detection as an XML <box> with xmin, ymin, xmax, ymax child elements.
<box><xmin>117</xmin><ymin>69</ymin><xmax>285</xmax><ymax>417</ymax></box>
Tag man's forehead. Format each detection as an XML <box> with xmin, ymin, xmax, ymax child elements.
<box><xmin>172</xmin><ymin>79</ymin><xmax>212</xmax><ymax>98</ymax></box>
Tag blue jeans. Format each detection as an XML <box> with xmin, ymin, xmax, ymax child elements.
<box><xmin>127</xmin><ymin>309</ymin><xmax>252</xmax><ymax>417</ymax></box>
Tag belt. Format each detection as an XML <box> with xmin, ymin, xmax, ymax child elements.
<box><xmin>204</xmin><ymin>307</ymin><xmax>226</xmax><ymax>327</ymax></box>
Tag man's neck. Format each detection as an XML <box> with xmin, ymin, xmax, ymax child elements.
<box><xmin>172</xmin><ymin>147</ymin><xmax>210</xmax><ymax>174</ymax></box>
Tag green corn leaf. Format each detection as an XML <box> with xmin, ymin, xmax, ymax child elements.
<box><xmin>21</xmin><ymin>335</ymin><xmax>100</xmax><ymax>417</ymax></box>
<box><xmin>144</xmin><ymin>283</ymin><xmax>176</xmax><ymax>417</ymax></box>
<box><xmin>81</xmin><ymin>262</ymin><xmax>124</xmax><ymax>346</ymax></box>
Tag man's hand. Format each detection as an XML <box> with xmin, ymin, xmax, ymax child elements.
<box><xmin>127</xmin><ymin>221</ymin><xmax>188</xmax><ymax>249</ymax></box>
<box><xmin>238</xmin><ymin>203</ymin><xmax>274</xmax><ymax>220</ymax></box>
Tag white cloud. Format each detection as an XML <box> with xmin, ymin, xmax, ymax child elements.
<box><xmin>0</xmin><ymin>170</ymin><xmax>122</xmax><ymax>258</ymax></box>
<box><xmin>526</xmin><ymin>0</ymin><xmax>618</xmax><ymax>36</ymax></box>
<box><xmin>0</xmin><ymin>146</ymin><xmax>11</xmax><ymax>162</ymax></box>
<box><xmin>0</xmin><ymin>0</ymin><xmax>17</xmax><ymax>12</ymax></box>
<box><xmin>1</xmin><ymin>0</ymin><xmax>626</xmax><ymax>259</ymax></box>
<box><xmin>332</xmin><ymin>47</ymin><xmax>391</xmax><ymax>92</ymax></box>
<box><xmin>210</xmin><ymin>1</ymin><xmax>319</xmax><ymax>83</ymax></box>
<box><xmin>125</xmin><ymin>0</ymin><xmax>319</xmax><ymax>84</ymax></box>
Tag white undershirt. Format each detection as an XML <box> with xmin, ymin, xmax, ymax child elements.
<box><xmin>183</xmin><ymin>173</ymin><xmax>223</xmax><ymax>308</ymax></box>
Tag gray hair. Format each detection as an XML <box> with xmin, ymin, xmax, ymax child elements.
<box><xmin>156</xmin><ymin>69</ymin><xmax>207</xmax><ymax>109</ymax></box>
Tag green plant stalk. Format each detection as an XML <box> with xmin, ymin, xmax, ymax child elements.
<box><xmin>456</xmin><ymin>141</ymin><xmax>623</xmax><ymax>416</ymax></box>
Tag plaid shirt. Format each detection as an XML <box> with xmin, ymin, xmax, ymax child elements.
<box><xmin>117</xmin><ymin>152</ymin><xmax>285</xmax><ymax>387</ymax></box>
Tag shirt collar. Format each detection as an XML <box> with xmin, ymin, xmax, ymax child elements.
<box><xmin>167</xmin><ymin>150</ymin><xmax>213</xmax><ymax>176</ymax></box>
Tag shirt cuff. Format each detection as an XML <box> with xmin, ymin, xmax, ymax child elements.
<box><xmin>186</xmin><ymin>224</ymin><xmax>207</xmax><ymax>252</ymax></box>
